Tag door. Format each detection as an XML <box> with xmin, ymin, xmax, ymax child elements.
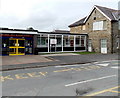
<box><xmin>50</xmin><ymin>39</ymin><xmax>57</xmax><ymax>52</ymax></box>
<box><xmin>88</xmin><ymin>39</ymin><xmax>92</xmax><ymax>52</ymax></box>
<box><xmin>101</xmin><ymin>39</ymin><xmax>107</xmax><ymax>54</ymax></box>
<box><xmin>9</xmin><ymin>38</ymin><xmax>25</xmax><ymax>55</ymax></box>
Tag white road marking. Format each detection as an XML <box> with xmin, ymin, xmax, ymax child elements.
<box><xmin>93</xmin><ymin>62</ymin><xmax>99</xmax><ymax>64</ymax></box>
<box><xmin>111</xmin><ymin>66</ymin><xmax>120</xmax><ymax>69</ymax></box>
<box><xmin>102</xmin><ymin>60</ymin><xmax>119</xmax><ymax>63</ymax></box>
<box><xmin>97</xmin><ymin>63</ymin><xmax>109</xmax><ymax>66</ymax></box>
<box><xmin>65</xmin><ymin>75</ymin><xmax>117</xmax><ymax>87</ymax></box>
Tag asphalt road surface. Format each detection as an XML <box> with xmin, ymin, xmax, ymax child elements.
<box><xmin>1</xmin><ymin>60</ymin><xmax>120</xmax><ymax>96</ymax></box>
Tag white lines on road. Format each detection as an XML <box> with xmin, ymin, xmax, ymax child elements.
<box><xmin>111</xmin><ymin>66</ymin><xmax>120</xmax><ymax>69</ymax></box>
<box><xmin>101</xmin><ymin>60</ymin><xmax>119</xmax><ymax>63</ymax></box>
<box><xmin>97</xmin><ymin>63</ymin><xmax>109</xmax><ymax>67</ymax></box>
<box><xmin>65</xmin><ymin>75</ymin><xmax>117</xmax><ymax>87</ymax></box>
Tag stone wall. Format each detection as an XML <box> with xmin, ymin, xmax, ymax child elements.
<box><xmin>112</xmin><ymin>21</ymin><xmax>119</xmax><ymax>53</ymax></box>
<box><xmin>70</xmin><ymin>8</ymin><xmax>114</xmax><ymax>53</ymax></box>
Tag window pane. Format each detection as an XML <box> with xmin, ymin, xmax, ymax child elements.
<box><xmin>37</xmin><ymin>37</ymin><xmax>40</xmax><ymax>45</ymax></box>
<box><xmin>41</xmin><ymin>37</ymin><xmax>46</xmax><ymax>45</ymax></box>
<box><xmin>93</xmin><ymin>21</ymin><xmax>103</xmax><ymax>30</ymax></box>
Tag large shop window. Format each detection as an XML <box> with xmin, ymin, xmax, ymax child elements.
<box><xmin>57</xmin><ymin>38</ymin><xmax>62</xmax><ymax>46</ymax></box>
<box><xmin>37</xmin><ymin>36</ymin><xmax>48</xmax><ymax>47</ymax></box>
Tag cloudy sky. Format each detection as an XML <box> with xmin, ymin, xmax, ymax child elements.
<box><xmin>0</xmin><ymin>0</ymin><xmax>119</xmax><ymax>31</ymax></box>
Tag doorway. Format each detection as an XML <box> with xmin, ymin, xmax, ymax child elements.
<box><xmin>101</xmin><ymin>39</ymin><xmax>107</xmax><ymax>54</ymax></box>
<box><xmin>9</xmin><ymin>38</ymin><xmax>25</xmax><ymax>55</ymax></box>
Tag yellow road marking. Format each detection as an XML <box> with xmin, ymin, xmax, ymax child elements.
<box><xmin>0</xmin><ymin>75</ymin><xmax>14</xmax><ymax>82</ymax></box>
<box><xmin>27</xmin><ymin>72</ymin><xmax>41</xmax><ymax>77</ymax></box>
<box><xmin>109</xmin><ymin>90</ymin><xmax>120</xmax><ymax>93</ymax></box>
<box><xmin>53</xmin><ymin>68</ymin><xmax>73</xmax><ymax>72</ymax></box>
<box><xmin>86</xmin><ymin>86</ymin><xmax>120</xmax><ymax>96</ymax></box>
<box><xmin>1</xmin><ymin>71</ymin><xmax>48</xmax><ymax>82</ymax></box>
<box><xmin>39</xmin><ymin>72</ymin><xmax>48</xmax><ymax>76</ymax></box>
<box><xmin>15</xmin><ymin>73</ymin><xmax>29</xmax><ymax>79</ymax></box>
<box><xmin>53</xmin><ymin>65</ymin><xmax>101</xmax><ymax>73</ymax></box>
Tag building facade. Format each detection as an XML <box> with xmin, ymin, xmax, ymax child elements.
<box><xmin>1</xmin><ymin>5</ymin><xmax>119</xmax><ymax>56</ymax></box>
<box><xmin>0</xmin><ymin>28</ymin><xmax>38</xmax><ymax>56</ymax></box>
<box><xmin>0</xmin><ymin>28</ymin><xmax>87</xmax><ymax>56</ymax></box>
<box><xmin>69</xmin><ymin>5</ymin><xmax>120</xmax><ymax>54</ymax></box>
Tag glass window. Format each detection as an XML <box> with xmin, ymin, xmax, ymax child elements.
<box><xmin>2</xmin><ymin>39</ymin><xmax>9</xmax><ymax>48</ymax></box>
<box><xmin>76</xmin><ymin>38</ymin><xmax>80</xmax><ymax>45</ymax></box>
<box><xmin>57</xmin><ymin>38</ymin><xmax>61</xmax><ymax>45</ymax></box>
<box><xmin>101</xmin><ymin>39</ymin><xmax>107</xmax><ymax>48</ymax></box>
<box><xmin>37</xmin><ymin>37</ymin><xmax>40</xmax><ymax>45</ymax></box>
<box><xmin>41</xmin><ymin>37</ymin><xmax>46</xmax><ymax>45</ymax></box>
<box><xmin>93</xmin><ymin>21</ymin><xmax>103</xmax><ymax>30</ymax></box>
<box><xmin>81</xmin><ymin>36</ymin><xmax>85</xmax><ymax>46</ymax></box>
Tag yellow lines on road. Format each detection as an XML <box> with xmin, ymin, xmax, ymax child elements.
<box><xmin>0</xmin><ymin>75</ymin><xmax>14</xmax><ymax>82</ymax></box>
<box><xmin>53</xmin><ymin>65</ymin><xmax>102</xmax><ymax>73</ymax></box>
<box><xmin>86</xmin><ymin>86</ymin><xmax>120</xmax><ymax>96</ymax></box>
<box><xmin>0</xmin><ymin>71</ymin><xmax>48</xmax><ymax>82</ymax></box>
<box><xmin>110</xmin><ymin>90</ymin><xmax>120</xmax><ymax>93</ymax></box>
<box><xmin>1</xmin><ymin>65</ymin><xmax>104</xmax><ymax>82</ymax></box>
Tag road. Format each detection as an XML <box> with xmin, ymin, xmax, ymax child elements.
<box><xmin>1</xmin><ymin>60</ymin><xmax>119</xmax><ymax>96</ymax></box>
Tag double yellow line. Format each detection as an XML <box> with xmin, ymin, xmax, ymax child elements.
<box><xmin>86</xmin><ymin>86</ymin><xmax>120</xmax><ymax>96</ymax></box>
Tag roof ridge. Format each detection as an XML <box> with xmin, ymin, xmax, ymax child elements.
<box><xmin>95</xmin><ymin>5</ymin><xmax>117</xmax><ymax>11</ymax></box>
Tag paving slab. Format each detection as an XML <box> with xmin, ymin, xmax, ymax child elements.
<box><xmin>2</xmin><ymin>55</ymin><xmax>53</xmax><ymax>66</ymax></box>
<box><xmin>1</xmin><ymin>53</ymin><xmax>119</xmax><ymax>71</ymax></box>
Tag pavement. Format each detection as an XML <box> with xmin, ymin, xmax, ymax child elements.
<box><xmin>1</xmin><ymin>53</ymin><xmax>119</xmax><ymax>71</ymax></box>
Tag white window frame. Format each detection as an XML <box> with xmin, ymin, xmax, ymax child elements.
<box><xmin>93</xmin><ymin>21</ymin><xmax>103</xmax><ymax>30</ymax></box>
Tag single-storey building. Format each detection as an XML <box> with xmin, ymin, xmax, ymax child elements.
<box><xmin>0</xmin><ymin>28</ymin><xmax>87</xmax><ymax>56</ymax></box>
<box><xmin>69</xmin><ymin>5</ymin><xmax>120</xmax><ymax>54</ymax></box>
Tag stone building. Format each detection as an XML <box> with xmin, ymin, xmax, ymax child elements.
<box><xmin>69</xmin><ymin>5</ymin><xmax>120</xmax><ymax>53</ymax></box>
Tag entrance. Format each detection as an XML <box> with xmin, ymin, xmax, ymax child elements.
<box><xmin>101</xmin><ymin>39</ymin><xmax>107</xmax><ymax>54</ymax></box>
<box><xmin>50</xmin><ymin>39</ymin><xmax>57</xmax><ymax>52</ymax></box>
<box><xmin>9</xmin><ymin>38</ymin><xmax>25</xmax><ymax>55</ymax></box>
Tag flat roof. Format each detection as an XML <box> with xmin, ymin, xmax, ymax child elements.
<box><xmin>0</xmin><ymin>27</ymin><xmax>88</xmax><ymax>35</ymax></box>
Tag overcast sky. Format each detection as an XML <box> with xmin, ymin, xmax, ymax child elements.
<box><xmin>0</xmin><ymin>0</ymin><xmax>119</xmax><ymax>31</ymax></box>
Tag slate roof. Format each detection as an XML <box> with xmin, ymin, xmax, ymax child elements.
<box><xmin>68</xmin><ymin>17</ymin><xmax>86</xmax><ymax>27</ymax></box>
<box><xmin>69</xmin><ymin>5</ymin><xmax>120</xmax><ymax>27</ymax></box>
<box><xmin>95</xmin><ymin>5</ymin><xmax>119</xmax><ymax>20</ymax></box>
<box><xmin>53</xmin><ymin>30</ymin><xmax>70</xmax><ymax>33</ymax></box>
